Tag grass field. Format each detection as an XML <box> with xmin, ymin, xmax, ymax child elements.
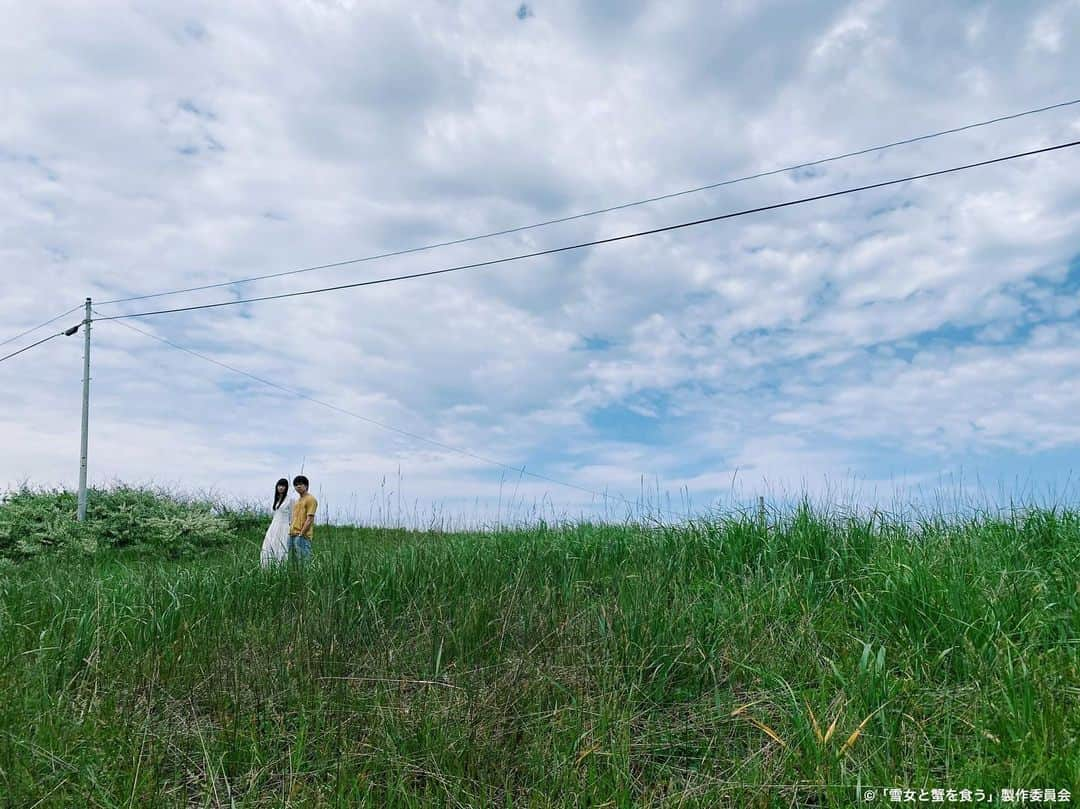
<box><xmin>0</xmin><ymin>495</ymin><xmax>1077</xmax><ymax>806</ymax></box>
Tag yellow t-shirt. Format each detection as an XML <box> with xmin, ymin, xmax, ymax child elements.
<box><xmin>290</xmin><ymin>494</ymin><xmax>318</xmax><ymax>538</ymax></box>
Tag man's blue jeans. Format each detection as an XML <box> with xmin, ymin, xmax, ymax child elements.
<box><xmin>288</xmin><ymin>534</ymin><xmax>311</xmax><ymax>562</ymax></box>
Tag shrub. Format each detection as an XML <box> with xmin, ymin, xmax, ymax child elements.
<box><xmin>216</xmin><ymin>503</ymin><xmax>268</xmax><ymax>534</ymax></box>
<box><xmin>0</xmin><ymin>485</ymin><xmax>236</xmax><ymax>562</ymax></box>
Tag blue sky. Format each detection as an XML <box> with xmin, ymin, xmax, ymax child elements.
<box><xmin>2</xmin><ymin>0</ymin><xmax>1079</xmax><ymax>524</ymax></box>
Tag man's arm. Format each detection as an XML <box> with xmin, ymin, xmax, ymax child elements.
<box><xmin>301</xmin><ymin>500</ymin><xmax>317</xmax><ymax>534</ymax></box>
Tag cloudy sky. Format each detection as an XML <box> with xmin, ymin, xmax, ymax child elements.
<box><xmin>3</xmin><ymin>0</ymin><xmax>1079</xmax><ymax>524</ymax></box>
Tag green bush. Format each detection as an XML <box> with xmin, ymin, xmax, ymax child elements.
<box><xmin>215</xmin><ymin>503</ymin><xmax>267</xmax><ymax>534</ymax></box>
<box><xmin>0</xmin><ymin>485</ymin><xmax>236</xmax><ymax>561</ymax></box>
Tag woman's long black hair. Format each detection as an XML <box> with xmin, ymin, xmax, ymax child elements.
<box><xmin>272</xmin><ymin>478</ymin><xmax>290</xmax><ymax>511</ymax></box>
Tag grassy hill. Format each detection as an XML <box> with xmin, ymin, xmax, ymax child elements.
<box><xmin>0</xmin><ymin>488</ymin><xmax>1077</xmax><ymax>806</ymax></box>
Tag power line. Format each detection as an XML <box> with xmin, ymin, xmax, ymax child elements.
<box><xmin>0</xmin><ymin>332</ymin><xmax>67</xmax><ymax>365</ymax></box>
<box><xmin>99</xmin><ymin>314</ymin><xmax>661</xmax><ymax>517</ymax></box>
<box><xmin>0</xmin><ymin>304</ymin><xmax>83</xmax><ymax>348</ymax></box>
<box><xmin>95</xmin><ymin>97</ymin><xmax>1080</xmax><ymax>307</ymax></box>
<box><xmin>97</xmin><ymin>139</ymin><xmax>1080</xmax><ymax>323</ymax></box>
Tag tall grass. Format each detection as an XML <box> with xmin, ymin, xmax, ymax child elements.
<box><xmin>0</xmin><ymin>503</ymin><xmax>1077</xmax><ymax>806</ymax></box>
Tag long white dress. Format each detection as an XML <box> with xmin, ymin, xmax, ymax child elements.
<box><xmin>260</xmin><ymin>495</ymin><xmax>296</xmax><ymax>567</ymax></box>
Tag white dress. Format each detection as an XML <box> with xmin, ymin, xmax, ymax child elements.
<box><xmin>260</xmin><ymin>495</ymin><xmax>296</xmax><ymax>567</ymax></box>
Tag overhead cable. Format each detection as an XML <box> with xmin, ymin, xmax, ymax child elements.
<box><xmin>95</xmin><ymin>98</ymin><xmax>1080</xmax><ymax>306</ymax></box>
<box><xmin>0</xmin><ymin>332</ymin><xmax>67</xmax><ymax>365</ymax></box>
<box><xmin>0</xmin><ymin>304</ymin><xmax>84</xmax><ymax>348</ymax></box>
<box><xmin>96</xmin><ymin>139</ymin><xmax>1080</xmax><ymax>323</ymax></box>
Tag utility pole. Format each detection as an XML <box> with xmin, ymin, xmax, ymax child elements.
<box><xmin>77</xmin><ymin>297</ymin><xmax>91</xmax><ymax>521</ymax></box>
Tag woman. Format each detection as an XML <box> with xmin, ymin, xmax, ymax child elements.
<box><xmin>260</xmin><ymin>478</ymin><xmax>295</xmax><ymax>567</ymax></box>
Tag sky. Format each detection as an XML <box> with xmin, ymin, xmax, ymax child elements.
<box><xmin>3</xmin><ymin>0</ymin><xmax>1079</xmax><ymax>526</ymax></box>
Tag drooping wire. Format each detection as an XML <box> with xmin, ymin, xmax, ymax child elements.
<box><xmin>99</xmin><ymin>314</ymin><xmax>666</xmax><ymax>519</ymax></box>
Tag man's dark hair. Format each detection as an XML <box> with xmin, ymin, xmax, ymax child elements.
<box><xmin>293</xmin><ymin>475</ymin><xmax>310</xmax><ymax>487</ymax></box>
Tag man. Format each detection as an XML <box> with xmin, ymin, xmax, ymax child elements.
<box><xmin>288</xmin><ymin>475</ymin><xmax>318</xmax><ymax>562</ymax></box>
